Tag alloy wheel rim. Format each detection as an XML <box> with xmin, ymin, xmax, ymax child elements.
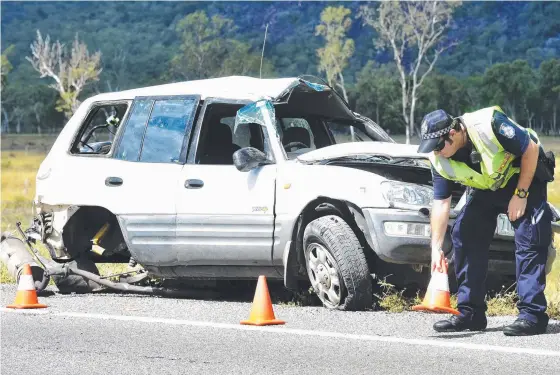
<box><xmin>305</xmin><ymin>243</ymin><xmax>342</xmax><ymax>308</ymax></box>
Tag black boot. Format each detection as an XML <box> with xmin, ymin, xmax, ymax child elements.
<box><xmin>503</xmin><ymin>318</ymin><xmax>547</xmax><ymax>336</ymax></box>
<box><xmin>433</xmin><ymin>314</ymin><xmax>487</xmax><ymax>332</ymax></box>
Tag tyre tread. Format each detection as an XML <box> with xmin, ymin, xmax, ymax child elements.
<box><xmin>303</xmin><ymin>215</ymin><xmax>372</xmax><ymax>311</ymax></box>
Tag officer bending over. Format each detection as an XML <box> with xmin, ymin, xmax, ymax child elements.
<box><xmin>417</xmin><ymin>106</ymin><xmax>554</xmax><ymax>336</ymax></box>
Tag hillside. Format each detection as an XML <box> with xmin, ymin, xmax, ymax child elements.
<box><xmin>1</xmin><ymin>1</ymin><xmax>559</xmax><ymax>134</ymax></box>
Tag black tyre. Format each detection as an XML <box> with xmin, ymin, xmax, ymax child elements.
<box><xmin>303</xmin><ymin>215</ymin><xmax>373</xmax><ymax>311</ymax></box>
<box><xmin>52</xmin><ymin>256</ymin><xmax>102</xmax><ymax>294</ymax></box>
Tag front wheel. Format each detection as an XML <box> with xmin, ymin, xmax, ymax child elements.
<box><xmin>303</xmin><ymin>215</ymin><xmax>373</xmax><ymax>311</ymax></box>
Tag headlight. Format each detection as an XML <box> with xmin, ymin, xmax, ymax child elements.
<box><xmin>380</xmin><ymin>181</ymin><xmax>433</xmax><ymax>209</ymax></box>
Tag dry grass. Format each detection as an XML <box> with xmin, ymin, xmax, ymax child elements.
<box><xmin>0</xmin><ymin>148</ymin><xmax>126</xmax><ymax>284</ymax></box>
<box><xmin>1</xmin><ymin>135</ymin><xmax>560</xmax><ymax>318</ymax></box>
<box><xmin>375</xmin><ymin>137</ymin><xmax>560</xmax><ymax>319</ymax></box>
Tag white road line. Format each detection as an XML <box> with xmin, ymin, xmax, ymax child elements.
<box><xmin>3</xmin><ymin>309</ymin><xmax>560</xmax><ymax>357</ymax></box>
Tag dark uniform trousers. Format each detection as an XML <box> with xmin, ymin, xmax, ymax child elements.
<box><xmin>451</xmin><ymin>174</ymin><xmax>551</xmax><ymax>325</ymax></box>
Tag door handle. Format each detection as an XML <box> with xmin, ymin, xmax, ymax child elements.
<box><xmin>185</xmin><ymin>179</ymin><xmax>204</xmax><ymax>189</ymax></box>
<box><xmin>105</xmin><ymin>177</ymin><xmax>123</xmax><ymax>187</ymax></box>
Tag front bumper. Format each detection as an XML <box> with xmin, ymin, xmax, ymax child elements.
<box><xmin>361</xmin><ymin>208</ymin><xmax>516</xmax><ymax>275</ymax></box>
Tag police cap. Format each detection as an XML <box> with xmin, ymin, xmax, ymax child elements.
<box><xmin>417</xmin><ymin>109</ymin><xmax>455</xmax><ymax>153</ymax></box>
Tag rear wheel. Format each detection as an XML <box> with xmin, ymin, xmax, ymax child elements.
<box><xmin>303</xmin><ymin>215</ymin><xmax>373</xmax><ymax>311</ymax></box>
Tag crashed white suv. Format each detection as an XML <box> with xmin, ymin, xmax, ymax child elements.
<box><xmin>21</xmin><ymin>76</ymin><xmax>546</xmax><ymax>310</ymax></box>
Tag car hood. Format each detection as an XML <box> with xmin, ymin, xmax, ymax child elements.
<box><xmin>296</xmin><ymin>142</ymin><xmax>430</xmax><ymax>163</ymax></box>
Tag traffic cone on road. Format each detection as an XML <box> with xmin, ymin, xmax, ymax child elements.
<box><xmin>241</xmin><ymin>275</ymin><xmax>285</xmax><ymax>326</ymax></box>
<box><xmin>412</xmin><ymin>260</ymin><xmax>459</xmax><ymax>315</ymax></box>
<box><xmin>6</xmin><ymin>263</ymin><xmax>47</xmax><ymax>309</ymax></box>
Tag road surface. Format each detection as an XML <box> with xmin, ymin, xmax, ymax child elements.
<box><xmin>1</xmin><ymin>284</ymin><xmax>559</xmax><ymax>375</ymax></box>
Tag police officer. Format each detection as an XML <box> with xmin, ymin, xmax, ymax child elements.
<box><xmin>417</xmin><ymin>106</ymin><xmax>552</xmax><ymax>336</ymax></box>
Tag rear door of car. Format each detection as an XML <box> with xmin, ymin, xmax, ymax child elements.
<box><xmin>103</xmin><ymin>95</ymin><xmax>200</xmax><ymax>265</ymax></box>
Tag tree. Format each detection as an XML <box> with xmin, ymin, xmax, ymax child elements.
<box><xmin>171</xmin><ymin>11</ymin><xmax>233</xmax><ymax>80</ymax></box>
<box><xmin>315</xmin><ymin>6</ymin><xmax>354</xmax><ymax>104</ymax></box>
<box><xmin>170</xmin><ymin>10</ymin><xmax>273</xmax><ymax>80</ymax></box>
<box><xmin>26</xmin><ymin>30</ymin><xmax>102</xmax><ymax>119</ymax></box>
<box><xmin>218</xmin><ymin>39</ymin><xmax>274</xmax><ymax>78</ymax></box>
<box><xmin>351</xmin><ymin>61</ymin><xmax>400</xmax><ymax>133</ymax></box>
<box><xmin>482</xmin><ymin>60</ymin><xmax>537</xmax><ymax>125</ymax></box>
<box><xmin>418</xmin><ymin>74</ymin><xmax>470</xmax><ymax>119</ymax></box>
<box><xmin>539</xmin><ymin>59</ymin><xmax>560</xmax><ymax>134</ymax></box>
<box><xmin>1</xmin><ymin>45</ymin><xmax>15</xmax><ymax>91</ymax></box>
<box><xmin>1</xmin><ymin>45</ymin><xmax>15</xmax><ymax>132</ymax></box>
<box><xmin>358</xmin><ymin>1</ymin><xmax>462</xmax><ymax>144</ymax></box>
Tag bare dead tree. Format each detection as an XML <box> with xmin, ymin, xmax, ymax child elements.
<box><xmin>359</xmin><ymin>1</ymin><xmax>461</xmax><ymax>144</ymax></box>
<box><xmin>12</xmin><ymin>107</ymin><xmax>25</xmax><ymax>134</ymax></box>
<box><xmin>26</xmin><ymin>30</ymin><xmax>102</xmax><ymax>119</ymax></box>
<box><xmin>1</xmin><ymin>106</ymin><xmax>9</xmax><ymax>133</ymax></box>
<box><xmin>32</xmin><ymin>102</ymin><xmax>44</xmax><ymax>134</ymax></box>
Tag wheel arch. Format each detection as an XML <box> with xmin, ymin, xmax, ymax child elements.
<box><xmin>59</xmin><ymin>205</ymin><xmax>130</xmax><ymax>263</ymax></box>
<box><xmin>283</xmin><ymin>196</ymin><xmax>378</xmax><ymax>289</ymax></box>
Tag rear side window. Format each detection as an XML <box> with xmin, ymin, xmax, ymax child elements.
<box><xmin>114</xmin><ymin>96</ymin><xmax>199</xmax><ymax>163</ymax></box>
<box><xmin>114</xmin><ymin>99</ymin><xmax>153</xmax><ymax>161</ymax></box>
<box><xmin>140</xmin><ymin>99</ymin><xmax>197</xmax><ymax>163</ymax></box>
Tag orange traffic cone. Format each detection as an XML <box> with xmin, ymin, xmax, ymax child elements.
<box><xmin>412</xmin><ymin>260</ymin><xmax>459</xmax><ymax>315</ymax></box>
<box><xmin>241</xmin><ymin>275</ymin><xmax>285</xmax><ymax>326</ymax></box>
<box><xmin>6</xmin><ymin>263</ymin><xmax>47</xmax><ymax>309</ymax></box>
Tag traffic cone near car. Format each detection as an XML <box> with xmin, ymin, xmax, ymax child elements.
<box><xmin>412</xmin><ymin>260</ymin><xmax>459</xmax><ymax>315</ymax></box>
<box><xmin>6</xmin><ymin>263</ymin><xmax>47</xmax><ymax>309</ymax></box>
<box><xmin>241</xmin><ymin>275</ymin><xmax>285</xmax><ymax>326</ymax></box>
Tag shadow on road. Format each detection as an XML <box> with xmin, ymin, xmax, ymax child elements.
<box><xmin>429</xmin><ymin>323</ymin><xmax>560</xmax><ymax>338</ymax></box>
<box><xmin>73</xmin><ymin>279</ymin><xmax>324</xmax><ymax>307</ymax></box>
<box><xmin>428</xmin><ymin>326</ymin><xmax>504</xmax><ymax>339</ymax></box>
<box><xmin>545</xmin><ymin>322</ymin><xmax>560</xmax><ymax>334</ymax></box>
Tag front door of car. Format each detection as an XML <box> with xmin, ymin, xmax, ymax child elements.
<box><xmin>174</xmin><ymin>101</ymin><xmax>277</xmax><ymax>266</ymax></box>
<box><xmin>101</xmin><ymin>95</ymin><xmax>200</xmax><ymax>265</ymax></box>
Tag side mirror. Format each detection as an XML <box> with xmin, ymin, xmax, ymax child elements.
<box><xmin>233</xmin><ymin>147</ymin><xmax>273</xmax><ymax>172</ymax></box>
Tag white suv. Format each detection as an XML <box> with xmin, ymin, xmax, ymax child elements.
<box><xmin>25</xmin><ymin>76</ymin><xmax>553</xmax><ymax>310</ymax></box>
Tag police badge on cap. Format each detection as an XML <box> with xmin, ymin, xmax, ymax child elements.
<box><xmin>417</xmin><ymin>109</ymin><xmax>455</xmax><ymax>153</ymax></box>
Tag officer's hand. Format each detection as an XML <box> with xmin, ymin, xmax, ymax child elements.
<box><xmin>508</xmin><ymin>195</ymin><xmax>527</xmax><ymax>222</ymax></box>
<box><xmin>431</xmin><ymin>249</ymin><xmax>446</xmax><ymax>273</ymax></box>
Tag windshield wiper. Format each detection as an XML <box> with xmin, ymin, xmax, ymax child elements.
<box><xmin>386</xmin><ymin>158</ymin><xmax>430</xmax><ymax>167</ymax></box>
<box><xmin>319</xmin><ymin>155</ymin><xmax>392</xmax><ymax>164</ymax></box>
<box><xmin>319</xmin><ymin>155</ymin><xmax>429</xmax><ymax>167</ymax></box>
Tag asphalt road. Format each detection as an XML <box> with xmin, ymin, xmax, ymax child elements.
<box><xmin>1</xmin><ymin>284</ymin><xmax>559</xmax><ymax>375</ymax></box>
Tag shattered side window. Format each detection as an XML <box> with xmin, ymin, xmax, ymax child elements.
<box><xmin>234</xmin><ymin>100</ymin><xmax>275</xmax><ymax>130</ymax></box>
<box><xmin>233</xmin><ymin>99</ymin><xmax>276</xmax><ymax>158</ymax></box>
<box><xmin>300</xmin><ymin>80</ymin><xmax>328</xmax><ymax>92</ymax></box>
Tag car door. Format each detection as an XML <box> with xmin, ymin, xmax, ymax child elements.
<box><xmin>174</xmin><ymin>99</ymin><xmax>277</xmax><ymax>266</ymax></box>
<box><xmin>103</xmin><ymin>95</ymin><xmax>200</xmax><ymax>265</ymax></box>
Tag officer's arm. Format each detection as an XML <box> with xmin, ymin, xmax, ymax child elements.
<box><xmin>431</xmin><ymin>196</ymin><xmax>451</xmax><ymax>253</ymax></box>
<box><xmin>492</xmin><ymin>111</ymin><xmax>538</xmax><ymax>191</ymax></box>
<box><xmin>517</xmin><ymin>138</ymin><xmax>539</xmax><ymax>192</ymax></box>
<box><xmin>430</xmin><ymin>168</ymin><xmax>452</xmax><ymax>253</ymax></box>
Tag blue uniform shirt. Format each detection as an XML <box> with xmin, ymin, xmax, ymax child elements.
<box><xmin>432</xmin><ymin>111</ymin><xmax>531</xmax><ymax>200</ymax></box>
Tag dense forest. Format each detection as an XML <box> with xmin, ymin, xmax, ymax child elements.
<box><xmin>1</xmin><ymin>1</ymin><xmax>559</xmax><ymax>137</ymax></box>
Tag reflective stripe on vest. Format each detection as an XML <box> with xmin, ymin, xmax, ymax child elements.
<box><xmin>436</xmin><ymin>157</ymin><xmax>456</xmax><ymax>178</ymax></box>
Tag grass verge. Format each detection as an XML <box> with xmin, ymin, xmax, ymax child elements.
<box><xmin>1</xmin><ymin>137</ymin><xmax>560</xmax><ymax>319</ymax></box>
<box><xmin>0</xmin><ymin>150</ymin><xmax>127</xmax><ymax>284</ymax></box>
